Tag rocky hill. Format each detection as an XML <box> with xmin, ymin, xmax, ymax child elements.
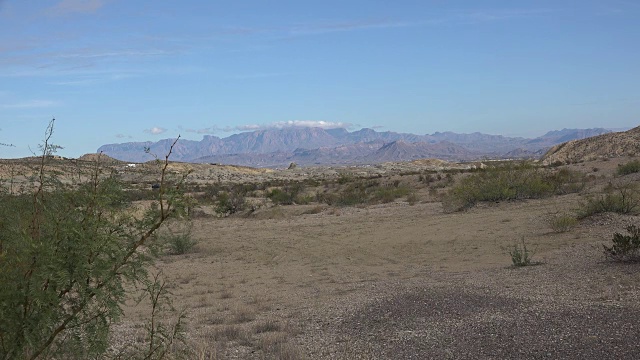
<box><xmin>98</xmin><ymin>127</ymin><xmax>612</xmax><ymax>167</ymax></box>
<box><xmin>542</xmin><ymin>126</ymin><xmax>640</xmax><ymax>164</ymax></box>
<box><xmin>362</xmin><ymin>141</ymin><xmax>475</xmax><ymax>162</ymax></box>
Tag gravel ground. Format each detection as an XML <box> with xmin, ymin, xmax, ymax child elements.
<box><xmin>295</xmin><ymin>242</ymin><xmax>640</xmax><ymax>359</ymax></box>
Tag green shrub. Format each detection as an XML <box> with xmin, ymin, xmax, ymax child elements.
<box><xmin>617</xmin><ymin>160</ymin><xmax>640</xmax><ymax>176</ymax></box>
<box><xmin>337</xmin><ymin>174</ymin><xmax>354</xmax><ymax>184</ymax></box>
<box><xmin>510</xmin><ymin>239</ymin><xmax>534</xmax><ymax>267</ymax></box>
<box><xmin>316</xmin><ymin>191</ymin><xmax>338</xmax><ymax>205</ymax></box>
<box><xmin>166</xmin><ymin>233</ymin><xmax>196</xmax><ymax>254</ymax></box>
<box><xmin>161</xmin><ymin>222</ymin><xmax>197</xmax><ymax>255</ymax></box>
<box><xmin>333</xmin><ymin>180</ymin><xmax>407</xmax><ymax>206</ymax></box>
<box><xmin>215</xmin><ymin>190</ymin><xmax>246</xmax><ymax>215</ymax></box>
<box><xmin>267</xmin><ymin>183</ymin><xmax>305</xmax><ymax>205</ymax></box>
<box><xmin>267</xmin><ymin>188</ymin><xmax>295</xmax><ymax>205</ymax></box>
<box><xmin>443</xmin><ymin>163</ymin><xmax>586</xmax><ymax>212</ymax></box>
<box><xmin>371</xmin><ymin>186</ymin><xmax>410</xmax><ymax>203</ymax></box>
<box><xmin>604</xmin><ymin>225</ymin><xmax>640</xmax><ymax>262</ymax></box>
<box><xmin>578</xmin><ymin>183</ymin><xmax>640</xmax><ymax>218</ymax></box>
<box><xmin>546</xmin><ymin>168</ymin><xmax>587</xmax><ymax>194</ymax></box>
<box><xmin>337</xmin><ymin>183</ymin><xmax>369</xmax><ymax>206</ymax></box>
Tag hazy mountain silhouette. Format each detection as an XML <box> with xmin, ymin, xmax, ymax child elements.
<box><xmin>98</xmin><ymin>127</ymin><xmax>612</xmax><ymax>167</ymax></box>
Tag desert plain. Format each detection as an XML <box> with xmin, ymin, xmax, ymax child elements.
<box><xmin>2</xmin><ymin>155</ymin><xmax>640</xmax><ymax>359</ymax></box>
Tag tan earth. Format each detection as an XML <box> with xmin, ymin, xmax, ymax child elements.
<box><xmin>110</xmin><ymin>157</ymin><xmax>640</xmax><ymax>359</ymax></box>
<box><xmin>3</xmin><ymin>155</ymin><xmax>640</xmax><ymax>359</ymax></box>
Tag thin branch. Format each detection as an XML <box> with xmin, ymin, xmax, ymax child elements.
<box><xmin>28</xmin><ymin>136</ymin><xmax>183</xmax><ymax>359</ymax></box>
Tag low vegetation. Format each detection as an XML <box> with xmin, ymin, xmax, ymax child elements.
<box><xmin>215</xmin><ymin>190</ymin><xmax>247</xmax><ymax>216</ymax></box>
<box><xmin>604</xmin><ymin>225</ymin><xmax>640</xmax><ymax>262</ymax></box>
<box><xmin>577</xmin><ymin>182</ymin><xmax>640</xmax><ymax>218</ymax></box>
<box><xmin>509</xmin><ymin>239</ymin><xmax>535</xmax><ymax>267</ymax></box>
<box><xmin>616</xmin><ymin>159</ymin><xmax>640</xmax><ymax>176</ymax></box>
<box><xmin>547</xmin><ymin>212</ymin><xmax>579</xmax><ymax>233</ymax></box>
<box><xmin>442</xmin><ymin>163</ymin><xmax>586</xmax><ymax>212</ymax></box>
<box><xmin>160</xmin><ymin>221</ymin><xmax>197</xmax><ymax>255</ymax></box>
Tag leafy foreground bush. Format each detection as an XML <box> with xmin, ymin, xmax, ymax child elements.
<box><xmin>604</xmin><ymin>225</ymin><xmax>640</xmax><ymax>262</ymax></box>
<box><xmin>443</xmin><ymin>163</ymin><xmax>585</xmax><ymax>212</ymax></box>
<box><xmin>0</xmin><ymin>122</ymin><xmax>189</xmax><ymax>359</ymax></box>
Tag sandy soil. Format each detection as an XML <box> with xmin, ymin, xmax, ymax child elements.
<box><xmin>116</xmin><ymin>162</ymin><xmax>640</xmax><ymax>359</ymax></box>
<box><xmin>5</xmin><ymin>155</ymin><xmax>638</xmax><ymax>359</ymax></box>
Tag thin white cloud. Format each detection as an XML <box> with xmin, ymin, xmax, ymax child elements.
<box><xmin>185</xmin><ymin>127</ymin><xmax>218</xmax><ymax>135</ymax></box>
<box><xmin>290</xmin><ymin>20</ymin><xmax>418</xmax><ymax>36</ymax></box>
<box><xmin>55</xmin><ymin>49</ymin><xmax>170</xmax><ymax>60</ymax></box>
<box><xmin>458</xmin><ymin>8</ymin><xmax>555</xmax><ymax>23</ymax></box>
<box><xmin>215</xmin><ymin>9</ymin><xmax>555</xmax><ymax>40</ymax></box>
<box><xmin>49</xmin><ymin>0</ymin><xmax>106</xmax><ymax>15</ymax></box>
<box><xmin>0</xmin><ymin>100</ymin><xmax>59</xmax><ymax>109</ymax></box>
<box><xmin>230</xmin><ymin>72</ymin><xmax>291</xmax><ymax>80</ymax></box>
<box><xmin>227</xmin><ymin>124</ymin><xmax>261</xmax><ymax>132</ymax></box>
<box><xmin>144</xmin><ymin>127</ymin><xmax>167</xmax><ymax>135</ymax></box>
<box><xmin>225</xmin><ymin>120</ymin><xmax>352</xmax><ymax>132</ymax></box>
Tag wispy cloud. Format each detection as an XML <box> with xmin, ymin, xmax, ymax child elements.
<box><xmin>289</xmin><ymin>19</ymin><xmax>418</xmax><ymax>36</ymax></box>
<box><xmin>224</xmin><ymin>120</ymin><xmax>352</xmax><ymax>132</ymax></box>
<box><xmin>185</xmin><ymin>127</ymin><xmax>218</xmax><ymax>135</ymax></box>
<box><xmin>229</xmin><ymin>72</ymin><xmax>291</xmax><ymax>80</ymax></box>
<box><xmin>115</xmin><ymin>133</ymin><xmax>133</xmax><ymax>139</ymax></box>
<box><xmin>144</xmin><ymin>127</ymin><xmax>167</xmax><ymax>135</ymax></box>
<box><xmin>48</xmin><ymin>0</ymin><xmax>106</xmax><ymax>16</ymax></box>
<box><xmin>55</xmin><ymin>49</ymin><xmax>171</xmax><ymax>60</ymax></box>
<box><xmin>0</xmin><ymin>100</ymin><xmax>59</xmax><ymax>109</ymax></box>
<box><xmin>457</xmin><ymin>8</ymin><xmax>556</xmax><ymax>23</ymax></box>
<box><xmin>214</xmin><ymin>9</ymin><xmax>555</xmax><ymax>40</ymax></box>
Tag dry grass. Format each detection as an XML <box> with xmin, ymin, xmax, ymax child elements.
<box><xmin>546</xmin><ymin>212</ymin><xmax>579</xmax><ymax>233</ymax></box>
<box><xmin>254</xmin><ymin>319</ymin><xmax>281</xmax><ymax>334</ymax></box>
<box><xmin>231</xmin><ymin>305</ymin><xmax>255</xmax><ymax>324</ymax></box>
<box><xmin>258</xmin><ymin>332</ymin><xmax>303</xmax><ymax>360</ymax></box>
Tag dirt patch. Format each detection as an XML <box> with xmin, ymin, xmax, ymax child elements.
<box><xmin>120</xmin><ymin>186</ymin><xmax>640</xmax><ymax>358</ymax></box>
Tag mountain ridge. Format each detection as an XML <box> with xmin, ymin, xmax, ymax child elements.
<box><xmin>98</xmin><ymin>127</ymin><xmax>613</xmax><ymax>167</ymax></box>
<box><xmin>542</xmin><ymin>126</ymin><xmax>640</xmax><ymax>164</ymax></box>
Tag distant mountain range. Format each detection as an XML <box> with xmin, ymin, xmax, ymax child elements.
<box><xmin>97</xmin><ymin>127</ymin><xmax>614</xmax><ymax>167</ymax></box>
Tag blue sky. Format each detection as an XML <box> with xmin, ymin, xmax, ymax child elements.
<box><xmin>0</xmin><ymin>0</ymin><xmax>639</xmax><ymax>158</ymax></box>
